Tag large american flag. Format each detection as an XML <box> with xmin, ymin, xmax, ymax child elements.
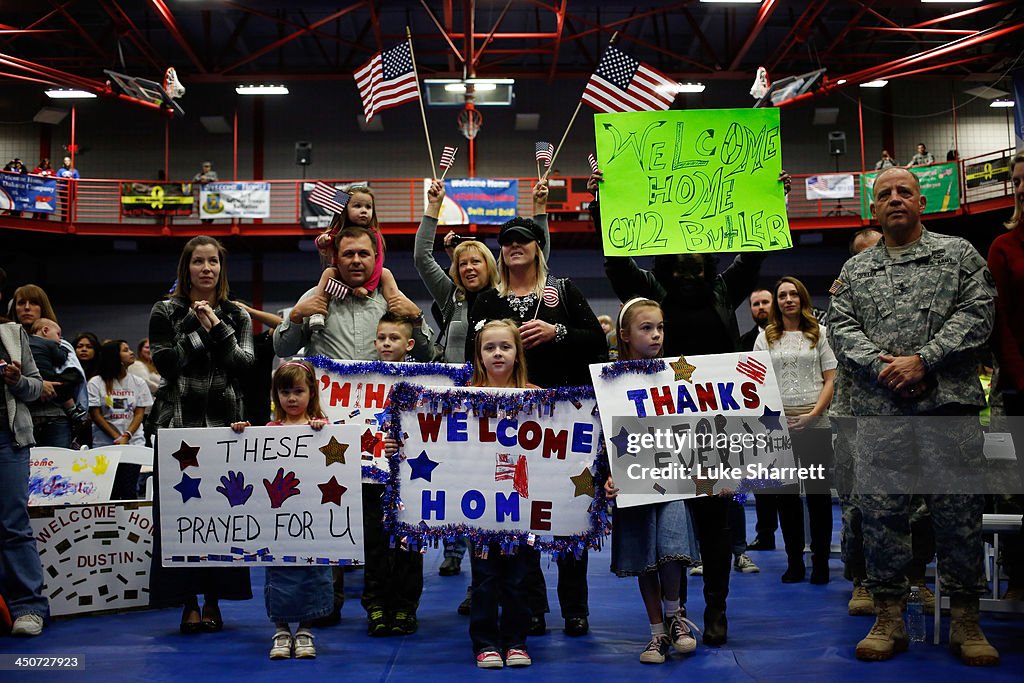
<box><xmin>308</xmin><ymin>182</ymin><xmax>350</xmax><ymax>214</ymax></box>
<box><xmin>582</xmin><ymin>45</ymin><xmax>679</xmax><ymax>113</ymax></box>
<box><xmin>354</xmin><ymin>41</ymin><xmax>419</xmax><ymax>122</ymax></box>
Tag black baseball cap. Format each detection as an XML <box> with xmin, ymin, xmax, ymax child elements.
<box><xmin>498</xmin><ymin>217</ymin><xmax>545</xmax><ymax>249</ymax></box>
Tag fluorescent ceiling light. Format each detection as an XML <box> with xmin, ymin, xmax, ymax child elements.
<box><xmin>435</xmin><ymin>79</ymin><xmax>510</xmax><ymax>94</ymax></box>
<box><xmin>859</xmin><ymin>80</ymin><xmax>888</xmax><ymax>88</ymax></box>
<box><xmin>990</xmin><ymin>99</ymin><xmax>1015</xmax><ymax>108</ymax></box>
<box><xmin>836</xmin><ymin>79</ymin><xmax>848</xmax><ymax>85</ymax></box>
<box><xmin>676</xmin><ymin>82</ymin><xmax>706</xmax><ymax>93</ymax></box>
<box><xmin>235</xmin><ymin>85</ymin><xmax>289</xmax><ymax>95</ymax></box>
<box><xmin>45</xmin><ymin>89</ymin><xmax>96</xmax><ymax>99</ymax></box>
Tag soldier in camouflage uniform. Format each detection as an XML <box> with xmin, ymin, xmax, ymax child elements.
<box><xmin>827</xmin><ymin>168</ymin><xmax>998</xmax><ymax>666</ymax></box>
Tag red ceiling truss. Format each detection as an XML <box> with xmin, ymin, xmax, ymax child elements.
<box><xmin>0</xmin><ymin>1</ymin><xmax>1019</xmax><ymax>111</ymax></box>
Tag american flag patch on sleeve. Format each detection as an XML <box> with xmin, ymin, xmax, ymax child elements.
<box><xmin>828</xmin><ymin>279</ymin><xmax>844</xmax><ymax>295</ymax></box>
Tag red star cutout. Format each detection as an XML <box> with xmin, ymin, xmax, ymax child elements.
<box><xmin>360</xmin><ymin>428</ymin><xmax>381</xmax><ymax>454</ymax></box>
<box><xmin>171</xmin><ymin>441</ymin><xmax>200</xmax><ymax>470</ymax></box>
<box><xmin>317</xmin><ymin>476</ymin><xmax>348</xmax><ymax>506</ymax></box>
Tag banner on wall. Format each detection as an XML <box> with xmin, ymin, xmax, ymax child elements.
<box><xmin>860</xmin><ymin>162</ymin><xmax>960</xmax><ymax>216</ymax></box>
<box><xmin>0</xmin><ymin>171</ymin><xmax>57</xmax><ymax>213</ymax></box>
<box><xmin>120</xmin><ymin>182</ymin><xmax>194</xmax><ymax>216</ymax></box>
<box><xmin>307</xmin><ymin>357</ymin><xmax>470</xmax><ymax>483</ymax></box>
<box><xmin>593</xmin><ymin>108</ymin><xmax>790</xmax><ymax>256</ymax></box>
<box><xmin>805</xmin><ymin>173</ymin><xmax>855</xmax><ymax>200</ymax></box>
<box><xmin>589</xmin><ymin>353</ymin><xmax>798</xmax><ymax>508</ymax></box>
<box><xmin>385</xmin><ymin>383</ymin><xmax>606</xmax><ymax>552</ymax></box>
<box><xmin>200</xmin><ymin>181</ymin><xmax>270</xmax><ymax>218</ymax></box>
<box><xmin>299</xmin><ymin>181</ymin><xmax>369</xmax><ymax>229</ymax></box>
<box><xmin>157</xmin><ymin>425</ymin><xmax>364</xmax><ymax>566</ymax></box>
<box><xmin>29</xmin><ymin>447</ymin><xmax>122</xmax><ymax>506</ymax></box>
<box><xmin>438</xmin><ymin>178</ymin><xmax>519</xmax><ymax>225</ymax></box>
<box><xmin>30</xmin><ymin>502</ymin><xmax>153</xmax><ymax>616</ymax></box>
<box><xmin>964</xmin><ymin>157</ymin><xmax>1012</xmax><ymax>189</ymax></box>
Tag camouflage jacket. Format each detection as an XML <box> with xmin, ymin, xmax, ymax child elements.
<box><xmin>827</xmin><ymin>228</ymin><xmax>994</xmax><ymax>416</ymax></box>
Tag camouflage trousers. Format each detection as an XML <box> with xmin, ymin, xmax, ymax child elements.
<box><xmin>834</xmin><ymin>417</ymin><xmax>935</xmax><ymax>582</ymax></box>
<box><xmin>854</xmin><ymin>492</ymin><xmax>985</xmax><ymax>599</ymax></box>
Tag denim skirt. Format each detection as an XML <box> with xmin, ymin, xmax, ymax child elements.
<box><xmin>610</xmin><ymin>499</ymin><xmax>700</xmax><ymax>577</ymax></box>
<box><xmin>264</xmin><ymin>566</ymin><xmax>333</xmax><ymax>623</ymax></box>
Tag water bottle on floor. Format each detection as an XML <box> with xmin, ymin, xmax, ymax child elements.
<box><xmin>906</xmin><ymin>585</ymin><xmax>926</xmax><ymax>642</ymax></box>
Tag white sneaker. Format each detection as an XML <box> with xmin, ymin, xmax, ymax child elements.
<box><xmin>689</xmin><ymin>561</ymin><xmax>703</xmax><ymax>576</ymax></box>
<box><xmin>269</xmin><ymin>631</ymin><xmax>292</xmax><ymax>659</ymax></box>
<box><xmin>11</xmin><ymin>614</ymin><xmax>44</xmax><ymax>637</ymax></box>
<box><xmin>293</xmin><ymin>630</ymin><xmax>316</xmax><ymax>659</ymax></box>
<box><xmin>639</xmin><ymin>634</ymin><xmax>670</xmax><ymax>664</ymax></box>
<box><xmin>668</xmin><ymin>612</ymin><xmax>700</xmax><ymax>654</ymax></box>
<box><xmin>734</xmin><ymin>553</ymin><xmax>760</xmax><ymax>573</ymax></box>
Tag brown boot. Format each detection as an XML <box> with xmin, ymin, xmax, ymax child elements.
<box><xmin>855</xmin><ymin>597</ymin><xmax>907</xmax><ymax>661</ymax></box>
<box><xmin>848</xmin><ymin>582</ymin><xmax>873</xmax><ymax>616</ymax></box>
<box><xmin>949</xmin><ymin>600</ymin><xmax>999</xmax><ymax>666</ymax></box>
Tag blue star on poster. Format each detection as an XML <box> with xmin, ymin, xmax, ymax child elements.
<box><xmin>759</xmin><ymin>406</ymin><xmax>783</xmax><ymax>432</ymax></box>
<box><xmin>407</xmin><ymin>450</ymin><xmax>440</xmax><ymax>482</ymax></box>
<box><xmin>609</xmin><ymin>426</ymin><xmax>632</xmax><ymax>458</ymax></box>
<box><xmin>174</xmin><ymin>472</ymin><xmax>202</xmax><ymax>503</ymax></box>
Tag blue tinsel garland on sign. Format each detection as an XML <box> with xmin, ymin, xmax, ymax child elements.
<box><xmin>381</xmin><ymin>382</ymin><xmax>609</xmax><ymax>556</ymax></box>
<box><xmin>599</xmin><ymin>358</ymin><xmax>666</xmax><ymax>380</ymax></box>
<box><xmin>304</xmin><ymin>355</ymin><xmax>473</xmax><ymax>386</ymax></box>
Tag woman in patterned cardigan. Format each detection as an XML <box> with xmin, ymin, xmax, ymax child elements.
<box><xmin>148</xmin><ymin>235</ymin><xmax>255</xmax><ymax>633</ymax></box>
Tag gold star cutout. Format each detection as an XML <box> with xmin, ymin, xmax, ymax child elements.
<box><xmin>570</xmin><ymin>468</ymin><xmax>595</xmax><ymax>498</ymax></box>
<box><xmin>320</xmin><ymin>436</ymin><xmax>348</xmax><ymax>466</ymax></box>
<box><xmin>691</xmin><ymin>474</ymin><xmax>718</xmax><ymax>497</ymax></box>
<box><xmin>670</xmin><ymin>355</ymin><xmax>697</xmax><ymax>383</ymax></box>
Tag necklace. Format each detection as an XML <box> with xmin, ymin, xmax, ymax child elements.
<box><xmin>506</xmin><ymin>291</ymin><xmax>538</xmax><ymax>319</ymax></box>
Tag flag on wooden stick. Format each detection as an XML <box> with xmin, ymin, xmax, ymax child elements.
<box><xmin>535</xmin><ymin>141</ymin><xmax>553</xmax><ymax>167</ymax></box>
<box><xmin>438</xmin><ymin>145</ymin><xmax>458</xmax><ymax>179</ymax></box>
<box><xmin>354</xmin><ymin>41</ymin><xmax>419</xmax><ymax>122</ymax></box>
<box><xmin>587</xmin><ymin>153</ymin><xmax>599</xmax><ymax>174</ymax></box>
<box><xmin>308</xmin><ymin>182</ymin><xmax>351</xmax><ymax>215</ymax></box>
<box><xmin>581</xmin><ymin>44</ymin><xmax>679</xmax><ymax>113</ymax></box>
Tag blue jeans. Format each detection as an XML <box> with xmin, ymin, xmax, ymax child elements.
<box><xmin>32</xmin><ymin>415</ymin><xmax>72</xmax><ymax>449</ymax></box>
<box><xmin>0</xmin><ymin>429</ymin><xmax>49</xmax><ymax>619</ymax></box>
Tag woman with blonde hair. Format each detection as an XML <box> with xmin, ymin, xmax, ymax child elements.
<box><xmin>754</xmin><ymin>276</ymin><xmax>837</xmax><ymax>584</ymax></box>
<box><xmin>466</xmin><ymin>213</ymin><xmax>607</xmax><ymax>639</ymax></box>
<box><xmin>414</xmin><ymin>178</ymin><xmax>549</xmax><ymax>364</ymax></box>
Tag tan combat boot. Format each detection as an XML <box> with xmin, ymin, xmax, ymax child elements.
<box><xmin>949</xmin><ymin>600</ymin><xmax>999</xmax><ymax>666</ymax></box>
<box><xmin>848</xmin><ymin>582</ymin><xmax>873</xmax><ymax>616</ymax></box>
<box><xmin>855</xmin><ymin>598</ymin><xmax>907</xmax><ymax>661</ymax></box>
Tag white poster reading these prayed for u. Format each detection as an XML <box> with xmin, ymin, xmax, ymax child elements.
<box><xmin>157</xmin><ymin>425</ymin><xmax>363</xmax><ymax>566</ymax></box>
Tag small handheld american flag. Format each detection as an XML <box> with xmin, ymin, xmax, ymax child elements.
<box><xmin>439</xmin><ymin>146</ymin><xmax>457</xmax><ymax>169</ymax></box>
<box><xmin>308</xmin><ymin>182</ymin><xmax>351</xmax><ymax>215</ymax></box>
<box><xmin>588</xmin><ymin>153</ymin><xmax>599</xmax><ymax>175</ymax></box>
<box><xmin>535</xmin><ymin>141</ymin><xmax>553</xmax><ymax>167</ymax></box>
<box><xmin>438</xmin><ymin>145</ymin><xmax>458</xmax><ymax>179</ymax></box>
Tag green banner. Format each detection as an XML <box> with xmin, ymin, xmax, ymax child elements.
<box><xmin>859</xmin><ymin>163</ymin><xmax>960</xmax><ymax>218</ymax></box>
<box><xmin>593</xmin><ymin>108</ymin><xmax>790</xmax><ymax>256</ymax></box>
